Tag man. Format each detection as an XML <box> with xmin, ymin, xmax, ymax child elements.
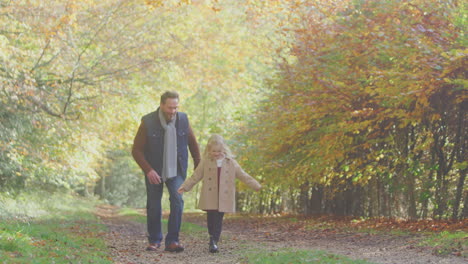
<box><xmin>132</xmin><ymin>91</ymin><xmax>201</xmax><ymax>252</ymax></box>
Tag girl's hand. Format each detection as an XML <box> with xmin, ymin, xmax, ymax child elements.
<box><xmin>177</xmin><ymin>187</ymin><xmax>185</xmax><ymax>194</ymax></box>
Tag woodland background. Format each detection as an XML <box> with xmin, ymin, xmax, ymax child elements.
<box><xmin>0</xmin><ymin>0</ymin><xmax>466</xmax><ymax>221</ymax></box>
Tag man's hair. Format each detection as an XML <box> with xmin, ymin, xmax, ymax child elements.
<box><xmin>160</xmin><ymin>91</ymin><xmax>179</xmax><ymax>104</ymax></box>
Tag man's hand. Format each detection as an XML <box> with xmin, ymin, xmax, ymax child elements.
<box><xmin>147</xmin><ymin>170</ymin><xmax>161</xmax><ymax>184</ymax></box>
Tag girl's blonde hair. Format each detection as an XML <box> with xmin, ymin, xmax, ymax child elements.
<box><xmin>203</xmin><ymin>134</ymin><xmax>234</xmax><ymax>159</ymax></box>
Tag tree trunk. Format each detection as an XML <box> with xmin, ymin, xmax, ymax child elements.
<box><xmin>370</xmin><ymin>176</ymin><xmax>379</xmax><ymax>218</ymax></box>
<box><xmin>300</xmin><ymin>182</ymin><xmax>310</xmax><ymax>215</ymax></box>
<box><xmin>462</xmin><ymin>191</ymin><xmax>468</xmax><ymax>219</ymax></box>
<box><xmin>100</xmin><ymin>174</ymin><xmax>106</xmax><ymax>199</ymax></box>
<box><xmin>452</xmin><ymin>104</ymin><xmax>467</xmax><ymax>220</ymax></box>
<box><xmin>406</xmin><ymin>172</ymin><xmax>417</xmax><ymax>220</ymax></box>
<box><xmin>452</xmin><ymin>169</ymin><xmax>467</xmax><ymax>220</ymax></box>
<box><xmin>352</xmin><ymin>185</ymin><xmax>364</xmax><ymax>216</ymax></box>
<box><xmin>420</xmin><ymin>152</ymin><xmax>436</xmax><ymax>219</ymax></box>
<box><xmin>434</xmin><ymin>169</ymin><xmax>446</xmax><ymax>219</ymax></box>
<box><xmin>433</xmin><ymin>130</ymin><xmax>450</xmax><ymax>219</ymax></box>
<box><xmin>310</xmin><ymin>185</ymin><xmax>323</xmax><ymax>215</ymax></box>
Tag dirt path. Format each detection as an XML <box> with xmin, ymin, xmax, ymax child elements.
<box><xmin>95</xmin><ymin>205</ymin><xmax>466</xmax><ymax>264</ymax></box>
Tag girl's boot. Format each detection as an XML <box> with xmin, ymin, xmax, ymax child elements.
<box><xmin>209</xmin><ymin>237</ymin><xmax>219</xmax><ymax>253</ymax></box>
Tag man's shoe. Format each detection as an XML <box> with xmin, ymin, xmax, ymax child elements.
<box><xmin>146</xmin><ymin>243</ymin><xmax>161</xmax><ymax>251</ymax></box>
<box><xmin>209</xmin><ymin>238</ymin><xmax>219</xmax><ymax>253</ymax></box>
<box><xmin>164</xmin><ymin>242</ymin><xmax>184</xmax><ymax>253</ymax></box>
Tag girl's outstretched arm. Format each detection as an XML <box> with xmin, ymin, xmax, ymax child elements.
<box><xmin>234</xmin><ymin>160</ymin><xmax>262</xmax><ymax>191</ymax></box>
<box><xmin>178</xmin><ymin>159</ymin><xmax>205</xmax><ymax>193</ymax></box>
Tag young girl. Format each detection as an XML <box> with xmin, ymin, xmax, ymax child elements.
<box><xmin>178</xmin><ymin>134</ymin><xmax>261</xmax><ymax>253</ymax></box>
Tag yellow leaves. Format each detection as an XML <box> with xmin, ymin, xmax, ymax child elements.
<box><xmin>351</xmin><ymin>108</ymin><xmax>374</xmax><ymax>118</ymax></box>
<box><xmin>58</xmin><ymin>14</ymin><xmax>73</xmax><ymax>26</ymax></box>
<box><xmin>145</xmin><ymin>0</ymin><xmax>192</xmax><ymax>9</ymax></box>
<box><xmin>431</xmin><ymin>113</ymin><xmax>441</xmax><ymax>121</ymax></box>
<box><xmin>453</xmin><ymin>161</ymin><xmax>467</xmax><ymax>170</ymax></box>
<box><xmin>375</xmin><ymin>153</ymin><xmax>384</xmax><ymax>161</ymax></box>
<box><xmin>211</xmin><ymin>6</ymin><xmax>221</xmax><ymax>12</ymax></box>
<box><xmin>145</xmin><ymin>0</ymin><xmax>163</xmax><ymax>8</ymax></box>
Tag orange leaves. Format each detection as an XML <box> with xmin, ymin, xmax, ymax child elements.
<box><xmin>31</xmin><ymin>240</ymin><xmax>47</xmax><ymax>247</ymax></box>
<box><xmin>224</xmin><ymin>213</ymin><xmax>467</xmax><ymax>245</ymax></box>
<box><xmin>350</xmin><ymin>218</ymin><xmax>468</xmax><ymax>233</ymax></box>
<box><xmin>244</xmin><ymin>0</ymin><xmax>464</xmax><ymax>194</ymax></box>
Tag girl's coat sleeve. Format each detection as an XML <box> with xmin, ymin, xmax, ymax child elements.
<box><xmin>180</xmin><ymin>159</ymin><xmax>205</xmax><ymax>192</ymax></box>
<box><xmin>234</xmin><ymin>160</ymin><xmax>261</xmax><ymax>191</ymax></box>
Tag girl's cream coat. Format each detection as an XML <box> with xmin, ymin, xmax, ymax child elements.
<box><xmin>180</xmin><ymin>157</ymin><xmax>261</xmax><ymax>213</ymax></box>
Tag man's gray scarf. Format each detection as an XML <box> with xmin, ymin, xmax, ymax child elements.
<box><xmin>158</xmin><ymin>109</ymin><xmax>177</xmax><ymax>181</ymax></box>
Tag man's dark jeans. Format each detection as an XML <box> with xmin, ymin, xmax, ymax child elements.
<box><xmin>145</xmin><ymin>175</ymin><xmax>184</xmax><ymax>246</ymax></box>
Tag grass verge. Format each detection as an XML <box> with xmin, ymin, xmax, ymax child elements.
<box><xmin>241</xmin><ymin>248</ymin><xmax>375</xmax><ymax>264</ymax></box>
<box><xmin>419</xmin><ymin>231</ymin><xmax>467</xmax><ymax>257</ymax></box>
<box><xmin>0</xmin><ymin>191</ymin><xmax>111</xmax><ymax>264</ymax></box>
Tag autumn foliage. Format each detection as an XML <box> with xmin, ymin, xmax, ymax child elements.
<box><xmin>237</xmin><ymin>0</ymin><xmax>466</xmax><ymax>220</ymax></box>
<box><xmin>0</xmin><ymin>0</ymin><xmax>466</xmax><ymax>220</ymax></box>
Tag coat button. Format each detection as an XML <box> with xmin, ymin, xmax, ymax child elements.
<box><xmin>208</xmin><ymin>178</ymin><xmax>211</xmax><ymax>180</ymax></box>
<box><xmin>209</xmin><ymin>188</ymin><xmax>212</xmax><ymax>191</ymax></box>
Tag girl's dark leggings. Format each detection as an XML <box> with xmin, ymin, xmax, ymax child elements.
<box><xmin>206</xmin><ymin>211</ymin><xmax>224</xmax><ymax>241</ymax></box>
